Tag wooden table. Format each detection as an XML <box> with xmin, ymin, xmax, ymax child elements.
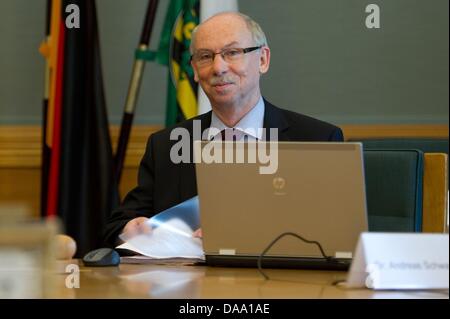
<box><xmin>51</xmin><ymin>261</ymin><xmax>449</xmax><ymax>299</ymax></box>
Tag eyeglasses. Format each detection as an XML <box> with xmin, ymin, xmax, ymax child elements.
<box><xmin>191</xmin><ymin>46</ymin><xmax>262</xmax><ymax>67</ymax></box>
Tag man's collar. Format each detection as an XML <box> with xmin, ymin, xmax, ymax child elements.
<box><xmin>196</xmin><ymin>98</ymin><xmax>290</xmax><ymax>141</ymax></box>
<box><xmin>208</xmin><ymin>96</ymin><xmax>265</xmax><ymax>140</ymax></box>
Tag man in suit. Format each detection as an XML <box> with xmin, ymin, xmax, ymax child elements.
<box><xmin>104</xmin><ymin>12</ymin><xmax>343</xmax><ymax>246</ymax></box>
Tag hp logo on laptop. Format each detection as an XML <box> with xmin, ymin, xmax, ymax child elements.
<box><xmin>272</xmin><ymin>177</ymin><xmax>286</xmax><ymax>195</ymax></box>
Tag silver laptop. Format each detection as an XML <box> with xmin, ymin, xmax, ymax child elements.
<box><xmin>194</xmin><ymin>141</ymin><xmax>368</xmax><ymax>270</ymax></box>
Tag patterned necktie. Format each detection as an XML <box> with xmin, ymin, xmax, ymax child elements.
<box><xmin>221</xmin><ymin>128</ymin><xmax>238</xmax><ymax>141</ymax></box>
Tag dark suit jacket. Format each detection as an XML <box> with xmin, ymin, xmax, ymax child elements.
<box><xmin>104</xmin><ymin>100</ymin><xmax>344</xmax><ymax>246</ymax></box>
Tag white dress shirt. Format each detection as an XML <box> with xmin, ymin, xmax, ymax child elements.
<box><xmin>206</xmin><ymin>96</ymin><xmax>265</xmax><ymax>141</ymax></box>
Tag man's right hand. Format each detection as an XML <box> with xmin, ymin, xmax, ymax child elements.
<box><xmin>120</xmin><ymin>217</ymin><xmax>152</xmax><ymax>240</ymax></box>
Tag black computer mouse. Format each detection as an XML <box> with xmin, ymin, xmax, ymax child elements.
<box><xmin>82</xmin><ymin>248</ymin><xmax>120</xmax><ymax>267</ymax></box>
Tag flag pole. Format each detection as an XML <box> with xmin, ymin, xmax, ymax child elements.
<box><xmin>114</xmin><ymin>0</ymin><xmax>159</xmax><ymax>183</ymax></box>
<box><xmin>41</xmin><ymin>0</ymin><xmax>52</xmax><ymax>217</ymax></box>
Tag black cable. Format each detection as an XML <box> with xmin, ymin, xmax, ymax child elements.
<box><xmin>257</xmin><ymin>232</ymin><xmax>335</xmax><ymax>280</ymax></box>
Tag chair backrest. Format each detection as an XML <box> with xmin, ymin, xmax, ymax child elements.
<box><xmin>363</xmin><ymin>150</ymin><xmax>424</xmax><ymax>232</ymax></box>
<box><xmin>356</xmin><ymin>138</ymin><xmax>448</xmax><ymax>154</ymax></box>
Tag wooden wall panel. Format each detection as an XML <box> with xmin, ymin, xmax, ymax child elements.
<box><xmin>0</xmin><ymin>167</ymin><xmax>140</xmax><ymax>219</ymax></box>
<box><xmin>0</xmin><ymin>125</ymin><xmax>448</xmax><ymax>168</ymax></box>
<box><xmin>422</xmin><ymin>153</ymin><xmax>448</xmax><ymax>233</ymax></box>
<box><xmin>1</xmin><ymin>124</ymin><xmax>448</xmax><ymax>220</ymax></box>
<box><xmin>0</xmin><ymin>168</ymin><xmax>40</xmax><ymax>218</ymax></box>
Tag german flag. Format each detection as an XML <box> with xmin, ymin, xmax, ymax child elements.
<box><xmin>39</xmin><ymin>0</ymin><xmax>119</xmax><ymax>256</ymax></box>
<box><xmin>39</xmin><ymin>0</ymin><xmax>65</xmax><ymax>219</ymax></box>
<box><xmin>156</xmin><ymin>0</ymin><xmax>199</xmax><ymax>126</ymax></box>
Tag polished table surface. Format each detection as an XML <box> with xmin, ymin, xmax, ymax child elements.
<box><xmin>51</xmin><ymin>260</ymin><xmax>449</xmax><ymax>299</ymax></box>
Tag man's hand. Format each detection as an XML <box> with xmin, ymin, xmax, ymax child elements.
<box><xmin>121</xmin><ymin>217</ymin><xmax>152</xmax><ymax>240</ymax></box>
<box><xmin>193</xmin><ymin>228</ymin><xmax>202</xmax><ymax>239</ymax></box>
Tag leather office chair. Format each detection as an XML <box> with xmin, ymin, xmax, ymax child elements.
<box><xmin>355</xmin><ymin>138</ymin><xmax>448</xmax><ymax>233</ymax></box>
<box><xmin>356</xmin><ymin>137</ymin><xmax>448</xmax><ymax>185</ymax></box>
<box><xmin>363</xmin><ymin>150</ymin><xmax>424</xmax><ymax>232</ymax></box>
<box><xmin>356</xmin><ymin>138</ymin><xmax>448</xmax><ymax>155</ymax></box>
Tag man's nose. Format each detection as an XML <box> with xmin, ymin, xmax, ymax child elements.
<box><xmin>212</xmin><ymin>53</ymin><xmax>229</xmax><ymax>75</ymax></box>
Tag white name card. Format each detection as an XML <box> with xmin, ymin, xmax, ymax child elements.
<box><xmin>346</xmin><ymin>233</ymin><xmax>449</xmax><ymax>290</ymax></box>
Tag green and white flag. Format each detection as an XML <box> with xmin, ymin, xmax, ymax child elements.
<box><xmin>156</xmin><ymin>0</ymin><xmax>200</xmax><ymax>126</ymax></box>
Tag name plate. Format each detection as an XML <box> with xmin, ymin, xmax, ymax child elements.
<box><xmin>346</xmin><ymin>233</ymin><xmax>449</xmax><ymax>290</ymax></box>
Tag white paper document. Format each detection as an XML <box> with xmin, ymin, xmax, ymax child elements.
<box><xmin>116</xmin><ymin>197</ymin><xmax>205</xmax><ymax>263</ymax></box>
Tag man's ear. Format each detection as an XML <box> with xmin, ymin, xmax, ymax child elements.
<box><xmin>259</xmin><ymin>46</ymin><xmax>271</xmax><ymax>74</ymax></box>
<box><xmin>192</xmin><ymin>61</ymin><xmax>199</xmax><ymax>82</ymax></box>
